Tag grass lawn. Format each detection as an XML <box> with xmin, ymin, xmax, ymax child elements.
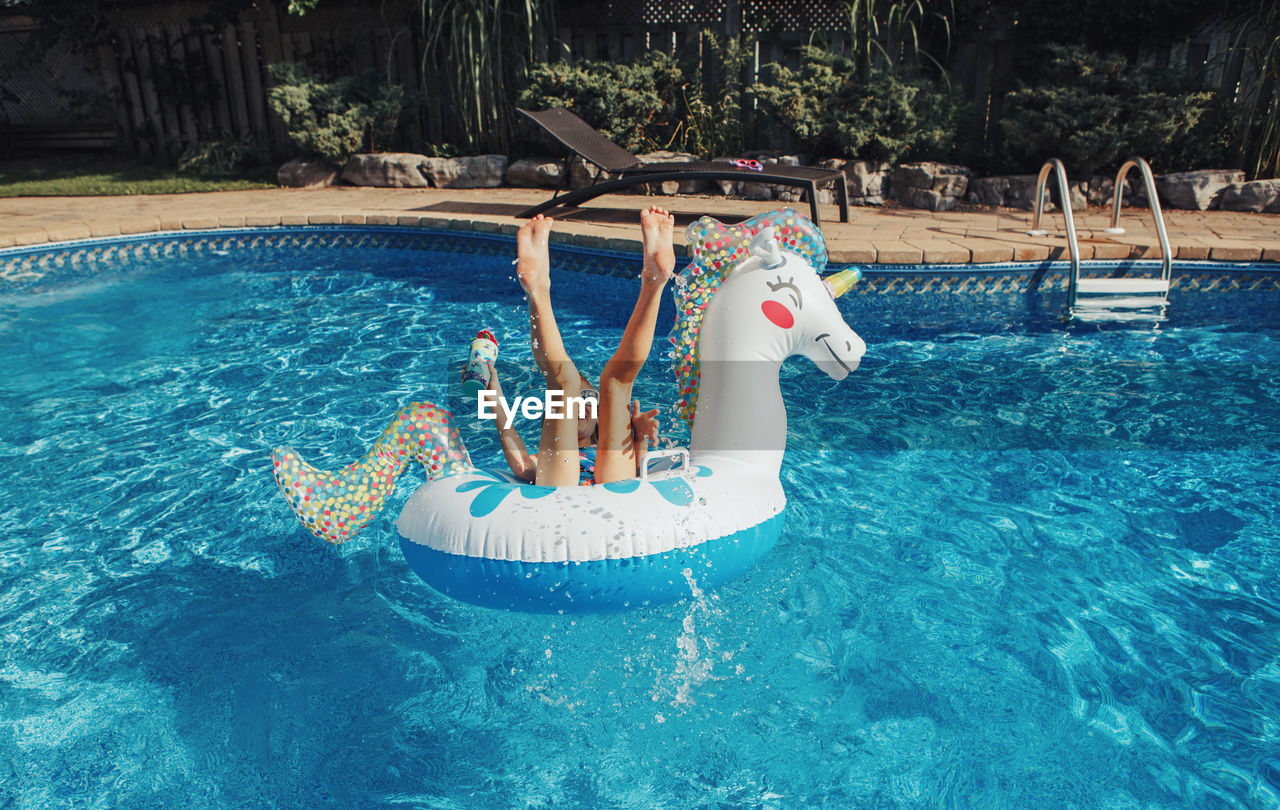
<box><xmin>0</xmin><ymin>156</ymin><xmax>277</xmax><ymax>196</ymax></box>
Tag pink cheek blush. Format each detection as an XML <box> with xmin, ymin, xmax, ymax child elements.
<box><xmin>761</xmin><ymin>300</ymin><xmax>794</xmax><ymax>329</ymax></box>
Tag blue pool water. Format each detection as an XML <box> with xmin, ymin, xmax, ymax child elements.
<box><xmin>2</xmin><ymin>230</ymin><xmax>1279</xmax><ymax>808</ymax></box>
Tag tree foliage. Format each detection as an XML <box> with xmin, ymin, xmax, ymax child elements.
<box><xmin>752</xmin><ymin>47</ymin><xmax>961</xmax><ymax>163</ymax></box>
<box><xmin>418</xmin><ymin>0</ymin><xmax>555</xmax><ymax>153</ymax></box>
<box><xmin>266</xmin><ymin>63</ymin><xmax>411</xmax><ymax>164</ymax></box>
<box><xmin>1225</xmin><ymin>0</ymin><xmax>1280</xmax><ymax>178</ymax></box>
<box><xmin>840</xmin><ymin>0</ymin><xmax>954</xmax><ymax>80</ymax></box>
<box><xmin>519</xmin><ymin>52</ymin><xmax>684</xmax><ymax>153</ymax></box>
<box><xmin>1000</xmin><ymin>45</ymin><xmax>1228</xmax><ymax>174</ymax></box>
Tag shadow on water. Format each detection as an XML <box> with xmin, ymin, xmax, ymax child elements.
<box><xmin>90</xmin><ymin>531</ymin><xmax>532</xmax><ymax>807</ymax></box>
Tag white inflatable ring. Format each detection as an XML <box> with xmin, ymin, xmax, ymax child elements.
<box><xmin>272</xmin><ymin>208</ymin><xmax>865</xmax><ymax>612</ymax></box>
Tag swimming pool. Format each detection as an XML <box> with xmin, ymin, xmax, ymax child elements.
<box><xmin>3</xmin><ymin>228</ymin><xmax>1278</xmax><ymax>807</ymax></box>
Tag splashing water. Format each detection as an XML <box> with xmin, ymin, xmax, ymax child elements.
<box><xmin>651</xmin><ymin>568</ymin><xmax>734</xmax><ymax>712</ymax></box>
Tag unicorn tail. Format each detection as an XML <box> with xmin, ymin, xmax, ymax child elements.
<box><xmin>271</xmin><ymin>401</ymin><xmax>473</xmax><ymax>543</ymax></box>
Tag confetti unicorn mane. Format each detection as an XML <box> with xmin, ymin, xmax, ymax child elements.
<box><xmin>669</xmin><ymin>208</ymin><xmax>829</xmax><ymax>423</ymax></box>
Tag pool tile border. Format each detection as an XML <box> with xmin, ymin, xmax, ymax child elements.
<box><xmin>1</xmin><ymin>224</ymin><xmax>1278</xmax><ymax>295</ymax></box>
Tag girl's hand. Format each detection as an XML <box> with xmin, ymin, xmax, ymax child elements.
<box><xmin>486</xmin><ymin>363</ymin><xmax>515</xmax><ymax>430</ymax></box>
<box><xmin>630</xmin><ymin>400</ymin><xmax>659</xmax><ymax>456</ymax></box>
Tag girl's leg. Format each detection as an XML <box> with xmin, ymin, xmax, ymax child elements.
<box><xmin>595</xmin><ymin>206</ymin><xmax>676</xmax><ymax>484</ymax></box>
<box><xmin>516</xmin><ymin>215</ymin><xmax>582</xmax><ymax>487</ymax></box>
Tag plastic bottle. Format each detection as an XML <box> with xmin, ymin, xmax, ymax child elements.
<box><xmin>460</xmin><ymin>329</ymin><xmax>499</xmax><ymax>398</ymax></box>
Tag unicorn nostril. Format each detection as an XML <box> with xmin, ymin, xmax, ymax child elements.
<box><xmin>846</xmin><ymin>340</ymin><xmax>852</xmax><ymax>351</ymax></box>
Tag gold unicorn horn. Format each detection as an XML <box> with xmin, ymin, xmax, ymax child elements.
<box><xmin>823</xmin><ymin>268</ymin><xmax>862</xmax><ymax>299</ymax></box>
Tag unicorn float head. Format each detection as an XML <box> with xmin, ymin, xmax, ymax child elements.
<box><xmin>271</xmin><ymin>208</ymin><xmax>865</xmax><ymax>612</ymax></box>
<box><xmin>672</xmin><ymin>208</ymin><xmax>865</xmax><ymax>476</ymax></box>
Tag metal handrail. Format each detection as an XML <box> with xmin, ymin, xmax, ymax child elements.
<box><xmin>1104</xmin><ymin>157</ymin><xmax>1172</xmax><ymax>283</ymax></box>
<box><xmin>1026</xmin><ymin>159</ymin><xmax>1082</xmax><ymax>307</ymax></box>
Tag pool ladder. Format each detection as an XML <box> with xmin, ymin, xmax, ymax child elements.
<box><xmin>1028</xmin><ymin>157</ymin><xmax>1173</xmax><ymax>321</ymax></box>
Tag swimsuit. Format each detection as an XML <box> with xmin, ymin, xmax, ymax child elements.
<box><xmin>581</xmin><ymin>445</ymin><xmax>599</xmax><ymax>483</ymax></box>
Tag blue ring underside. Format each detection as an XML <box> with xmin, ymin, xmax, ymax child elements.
<box><xmin>399</xmin><ymin>511</ymin><xmax>786</xmax><ymax>613</ymax></box>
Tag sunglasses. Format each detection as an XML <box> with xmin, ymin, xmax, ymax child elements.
<box><xmin>732</xmin><ymin>158</ymin><xmax>763</xmax><ymax>172</ymax></box>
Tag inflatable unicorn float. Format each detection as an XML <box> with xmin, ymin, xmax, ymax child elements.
<box><xmin>272</xmin><ymin>208</ymin><xmax>865</xmax><ymax>612</ymax></box>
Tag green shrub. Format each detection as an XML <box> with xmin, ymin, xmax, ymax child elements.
<box><xmin>266</xmin><ymin>63</ymin><xmax>411</xmax><ymax>164</ymax></box>
<box><xmin>517</xmin><ymin>43</ymin><xmax>962</xmax><ymax>162</ymax></box>
<box><xmin>519</xmin><ymin>52</ymin><xmax>685</xmax><ymax>153</ymax></box>
<box><xmin>177</xmin><ymin>134</ymin><xmax>270</xmax><ymax>177</ymax></box>
<box><xmin>520</xmin><ymin>37</ymin><xmax>760</xmax><ymax>158</ymax></box>
<box><xmin>1000</xmin><ymin>45</ymin><xmax>1229</xmax><ymax>175</ymax></box>
<box><xmin>751</xmin><ymin>47</ymin><xmax>961</xmax><ymax>162</ymax></box>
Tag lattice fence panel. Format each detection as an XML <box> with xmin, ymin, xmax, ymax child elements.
<box><xmin>743</xmin><ymin>0</ymin><xmax>849</xmax><ymax>32</ymax></box>
<box><xmin>560</xmin><ymin>0</ymin><xmax>849</xmax><ymax>29</ymax></box>
<box><xmin>640</xmin><ymin>0</ymin><xmax>729</xmax><ymax>26</ymax></box>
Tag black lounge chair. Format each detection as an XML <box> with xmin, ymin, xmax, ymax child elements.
<box><xmin>516</xmin><ymin>107</ymin><xmax>850</xmax><ymax>225</ymax></box>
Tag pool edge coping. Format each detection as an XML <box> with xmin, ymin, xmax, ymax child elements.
<box><xmin>3</xmin><ymin>209</ymin><xmax>1279</xmax><ymax>266</ymax></box>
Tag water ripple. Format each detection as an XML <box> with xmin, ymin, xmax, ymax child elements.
<box><xmin>0</xmin><ymin>241</ymin><xmax>1277</xmax><ymax>807</ymax></box>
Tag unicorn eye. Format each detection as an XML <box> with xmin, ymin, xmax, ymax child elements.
<box><xmin>766</xmin><ymin>276</ymin><xmax>802</xmax><ymax>308</ymax></box>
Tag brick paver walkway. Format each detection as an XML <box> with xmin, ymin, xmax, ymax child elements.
<box><xmin>2</xmin><ymin>187</ymin><xmax>1277</xmax><ymax>264</ymax></box>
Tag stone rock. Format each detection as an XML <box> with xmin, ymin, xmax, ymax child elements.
<box><xmin>569</xmin><ymin>156</ymin><xmax>617</xmax><ymax>189</ymax></box>
<box><xmin>760</xmin><ymin>157</ymin><xmax>800</xmax><ymax>200</ymax></box>
<box><xmin>277</xmin><ymin>157</ymin><xmax>339</xmax><ymax>188</ymax></box>
<box><xmin>739</xmin><ymin>182</ymin><xmax>776</xmax><ymax>201</ymax></box>
<box><xmin>935</xmin><ymin>172</ymin><xmax>968</xmax><ymax>197</ymax></box>
<box><xmin>853</xmin><ymin>161</ymin><xmax>889</xmax><ymax>197</ymax></box>
<box><xmin>637</xmin><ymin>151</ymin><xmax>705</xmax><ymax>195</ymax></box>
<box><xmin>1220</xmin><ymin>179</ymin><xmax>1280</xmax><ymax>213</ymax></box>
<box><xmin>892</xmin><ymin>162</ymin><xmax>972</xmax><ymax>208</ymax></box>
<box><xmin>710</xmin><ymin>156</ymin><xmax>743</xmax><ymax>195</ymax></box>
<box><xmin>505</xmin><ymin>157</ymin><xmax>565</xmax><ymax>188</ymax></box>
<box><xmin>1087</xmin><ymin>175</ymin><xmax>1121</xmax><ymax>207</ymax></box>
<box><xmin>818</xmin><ymin>158</ymin><xmax>890</xmax><ymax>199</ymax></box>
<box><xmin>967</xmin><ymin>175</ymin><xmax>1037</xmax><ymax>210</ymax></box>
<box><xmin>1154</xmin><ymin>169</ymin><xmax>1244</xmax><ymax>210</ymax></box>
<box><xmin>969</xmin><ymin>174</ymin><xmax>1089</xmax><ymax>211</ymax></box>
<box><xmin>340</xmin><ymin>153</ymin><xmax>430</xmax><ymax>187</ymax></box>
<box><xmin>422</xmin><ymin>155</ymin><xmax>508</xmax><ymax>189</ymax></box>
<box><xmin>1069</xmin><ymin>183</ymin><xmax>1087</xmax><ymax>212</ymax></box>
<box><xmin>1087</xmin><ymin>175</ymin><xmax>1149</xmax><ymax>208</ymax></box>
<box><xmin>966</xmin><ymin>176</ymin><xmax>999</xmax><ymax>206</ymax></box>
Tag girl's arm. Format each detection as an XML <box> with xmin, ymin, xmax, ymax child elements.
<box><xmin>488</xmin><ymin>364</ymin><xmax>537</xmax><ymax>482</ymax></box>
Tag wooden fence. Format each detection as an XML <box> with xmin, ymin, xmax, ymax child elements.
<box><xmin>93</xmin><ymin>3</ymin><xmax>426</xmax><ymax>158</ymax></box>
<box><xmin>0</xmin><ymin>0</ymin><xmax>1256</xmax><ymax>162</ymax></box>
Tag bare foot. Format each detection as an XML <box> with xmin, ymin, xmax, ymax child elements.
<box><xmin>639</xmin><ymin>205</ymin><xmax>675</xmax><ymax>286</ymax></box>
<box><xmin>516</xmin><ymin>214</ymin><xmax>554</xmax><ymax>297</ymax></box>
